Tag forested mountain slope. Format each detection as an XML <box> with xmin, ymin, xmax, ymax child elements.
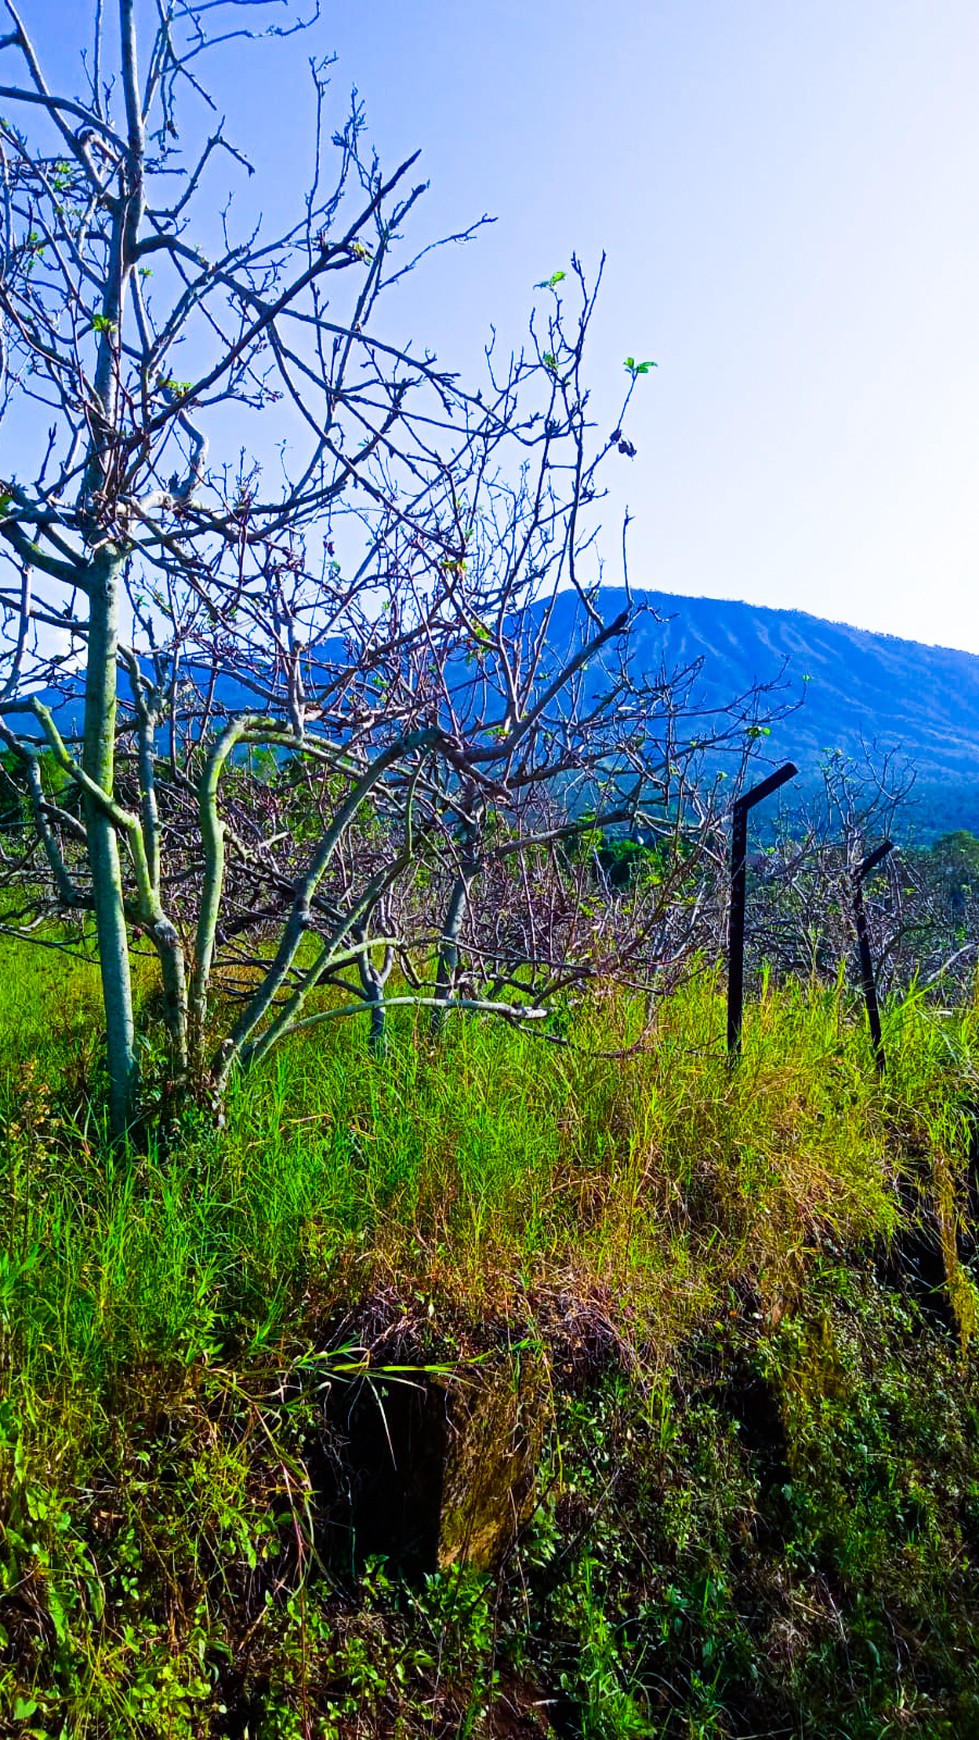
<box><xmin>593</xmin><ymin>587</ymin><xmax>979</xmax><ymax>784</ymax></box>
<box><xmin>27</xmin><ymin>588</ymin><xmax>979</xmax><ymax>835</ymax></box>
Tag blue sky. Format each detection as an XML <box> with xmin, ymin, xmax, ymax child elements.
<box><xmin>18</xmin><ymin>1</ymin><xmax>979</xmax><ymax>651</ymax></box>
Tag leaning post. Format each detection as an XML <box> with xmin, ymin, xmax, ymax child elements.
<box><xmin>853</xmin><ymin>840</ymin><xmax>894</xmax><ymax>1074</ymax></box>
<box><xmin>727</xmin><ymin>762</ymin><xmax>798</xmax><ymax>1058</ymax></box>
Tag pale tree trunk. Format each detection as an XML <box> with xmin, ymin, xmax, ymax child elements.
<box><xmin>74</xmin><ymin>0</ymin><xmax>142</xmax><ymax>1136</ymax></box>
<box><xmin>83</xmin><ymin>551</ymin><xmax>135</xmax><ymax>1135</ymax></box>
<box><xmin>432</xmin><ymin>826</ymin><xmax>479</xmax><ymax>1035</ymax></box>
<box><xmin>124</xmin><ymin>653</ymin><xmax>189</xmax><ymax>1088</ymax></box>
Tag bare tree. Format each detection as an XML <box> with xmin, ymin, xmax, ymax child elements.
<box><xmin>0</xmin><ymin>1</ymin><xmax>784</xmax><ymax>1132</ymax></box>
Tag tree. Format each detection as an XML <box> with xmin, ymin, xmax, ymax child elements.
<box><xmin>0</xmin><ymin>0</ymin><xmax>782</xmax><ymax>1133</ymax></box>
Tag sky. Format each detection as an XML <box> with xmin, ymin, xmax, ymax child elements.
<box><xmin>15</xmin><ymin>0</ymin><xmax>979</xmax><ymax>652</ymax></box>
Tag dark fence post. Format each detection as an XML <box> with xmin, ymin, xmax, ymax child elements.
<box><xmin>727</xmin><ymin>762</ymin><xmax>798</xmax><ymax>1058</ymax></box>
<box><xmin>853</xmin><ymin>840</ymin><xmax>894</xmax><ymax>1074</ymax></box>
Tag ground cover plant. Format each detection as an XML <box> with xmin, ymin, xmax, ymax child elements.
<box><xmin>3</xmin><ymin>924</ymin><xmax>979</xmax><ymax>1736</ymax></box>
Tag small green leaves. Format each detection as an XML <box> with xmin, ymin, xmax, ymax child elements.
<box><xmin>542</xmin><ymin>352</ymin><xmax>558</xmax><ymax>373</ymax></box>
<box><xmin>624</xmin><ymin>356</ymin><xmax>657</xmax><ymax>377</ymax></box>
<box><xmin>92</xmin><ymin>314</ymin><xmax>115</xmax><ymax>334</ymax></box>
<box><xmin>0</xmin><ymin>489</ymin><xmax>13</xmax><ymax>517</ymax></box>
<box><xmin>534</xmin><ymin>270</ymin><xmax>566</xmax><ymax>290</ymax></box>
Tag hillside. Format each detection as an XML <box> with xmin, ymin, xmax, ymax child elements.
<box><xmin>26</xmin><ymin>588</ymin><xmax>979</xmax><ymax>838</ymax></box>
<box><xmin>605</xmin><ymin>589</ymin><xmax>979</xmax><ymax>824</ymax></box>
<box><xmin>4</xmin><ymin>936</ymin><xmax>979</xmax><ymax>1736</ymax></box>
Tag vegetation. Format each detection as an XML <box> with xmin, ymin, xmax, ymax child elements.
<box><xmin>0</xmin><ymin>0</ymin><xmax>784</xmax><ymax>1135</ymax></box>
<box><xmin>1</xmin><ymin>8</ymin><xmax>978</xmax><ymax>1739</ymax></box>
<box><xmin>3</xmin><ymin>924</ymin><xmax>979</xmax><ymax>1735</ymax></box>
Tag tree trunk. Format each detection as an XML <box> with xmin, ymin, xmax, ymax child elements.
<box><xmin>432</xmin><ymin>844</ymin><xmax>477</xmax><ymax>1036</ymax></box>
<box><xmin>84</xmin><ymin>552</ymin><xmax>135</xmax><ymax>1135</ymax></box>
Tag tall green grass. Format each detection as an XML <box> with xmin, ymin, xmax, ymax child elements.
<box><xmin>5</xmin><ymin>939</ymin><xmax>979</xmax><ymax>1735</ymax></box>
<box><xmin>3</xmin><ymin>936</ymin><xmax>977</xmax><ymax>1455</ymax></box>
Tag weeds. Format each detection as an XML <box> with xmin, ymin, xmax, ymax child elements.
<box><xmin>3</xmin><ymin>939</ymin><xmax>979</xmax><ymax>1732</ymax></box>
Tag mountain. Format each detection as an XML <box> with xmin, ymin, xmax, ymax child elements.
<box><xmin>594</xmin><ymin>589</ymin><xmax>979</xmax><ymax>837</ymax></box>
<box><xmin>15</xmin><ymin>589</ymin><xmax>979</xmax><ymax>841</ymax></box>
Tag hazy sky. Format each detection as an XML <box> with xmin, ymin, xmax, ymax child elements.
<box><xmin>18</xmin><ymin>1</ymin><xmax>979</xmax><ymax>651</ymax></box>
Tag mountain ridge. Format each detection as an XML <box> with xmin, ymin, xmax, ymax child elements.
<box><xmin>597</xmin><ymin>588</ymin><xmax>979</xmax><ymax>798</ymax></box>
<box><xmin>11</xmin><ymin>587</ymin><xmax>979</xmax><ymax>838</ymax></box>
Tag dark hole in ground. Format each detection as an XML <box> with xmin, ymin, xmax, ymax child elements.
<box><xmin>313</xmin><ymin>1373</ymin><xmax>449</xmax><ymax>1582</ymax></box>
<box><xmin>882</xmin><ymin>1175</ymin><xmax>959</xmax><ymax>1336</ymax></box>
<box><xmin>720</xmin><ymin>1367</ymin><xmax>788</xmax><ymax>1476</ymax></box>
<box><xmin>892</xmin><ymin>1222</ymin><xmax>957</xmax><ymax>1332</ymax></box>
<box><xmin>716</xmin><ymin>1361</ymin><xmax>791</xmax><ymax>1521</ymax></box>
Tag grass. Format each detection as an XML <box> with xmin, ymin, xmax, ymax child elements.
<box><xmin>2</xmin><ymin>956</ymin><xmax>943</xmax><ymax>1396</ymax></box>
<box><xmin>4</xmin><ymin>942</ymin><xmax>978</xmax><ymax>1410</ymax></box>
<box><xmin>4</xmin><ymin>932</ymin><xmax>979</xmax><ymax>1734</ymax></box>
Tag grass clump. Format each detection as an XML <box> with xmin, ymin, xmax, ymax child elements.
<box><xmin>2</xmin><ymin>964</ymin><xmax>911</xmax><ymax>1406</ymax></box>
<box><xmin>3</xmin><ymin>940</ymin><xmax>979</xmax><ymax>1733</ymax></box>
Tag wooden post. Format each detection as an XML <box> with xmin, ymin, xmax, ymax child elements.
<box><xmin>727</xmin><ymin>763</ymin><xmax>798</xmax><ymax>1058</ymax></box>
<box><xmin>854</xmin><ymin>840</ymin><xmax>894</xmax><ymax>1074</ymax></box>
